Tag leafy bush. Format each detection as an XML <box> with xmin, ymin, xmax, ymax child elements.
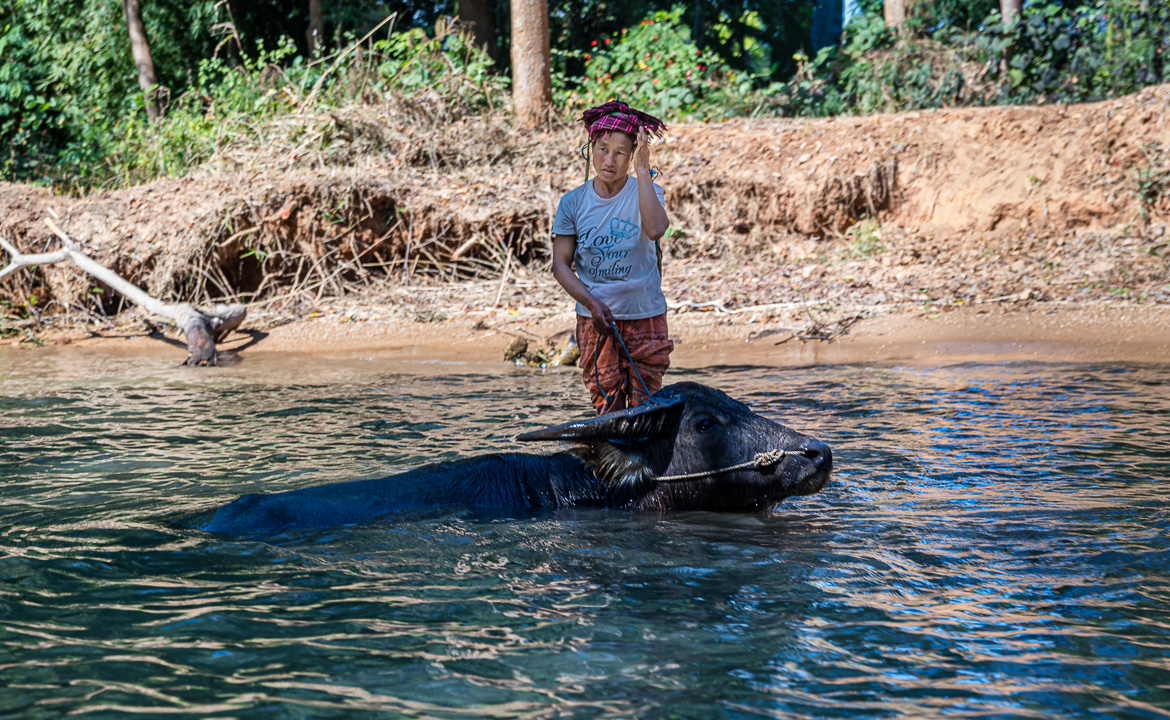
<box><xmin>0</xmin><ymin>4</ymin><xmax>52</xmax><ymax>179</ymax></box>
<box><xmin>5</xmin><ymin>18</ymin><xmax>507</xmax><ymax>191</ymax></box>
<box><xmin>565</xmin><ymin>7</ymin><xmax>761</xmax><ymax>121</ymax></box>
<box><xmin>0</xmin><ymin>0</ymin><xmax>218</xmax><ymax>183</ymax></box>
<box><xmin>769</xmin><ymin>0</ymin><xmax>1169</xmax><ymax>117</ymax></box>
<box><xmin>978</xmin><ymin>0</ymin><xmax>1169</xmax><ymax>104</ymax></box>
<box><xmin>369</xmin><ymin>20</ymin><xmax>508</xmax><ymax>113</ymax></box>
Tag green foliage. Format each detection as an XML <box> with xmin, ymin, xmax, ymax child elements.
<box><xmin>766</xmin><ymin>12</ymin><xmax>987</xmax><ymax>116</ymax></box>
<box><xmin>3</xmin><ymin>15</ymin><xmax>506</xmax><ymax>190</ymax></box>
<box><xmin>4</xmin><ymin>0</ymin><xmax>1170</xmax><ymax>190</ymax></box>
<box><xmin>369</xmin><ymin>21</ymin><xmax>507</xmax><ymax>111</ymax></box>
<box><xmin>44</xmin><ymin>37</ymin><xmax>299</xmax><ymax>190</ymax></box>
<box><xmin>979</xmin><ymin>0</ymin><xmax>1169</xmax><ymax>104</ymax></box>
<box><xmin>770</xmin><ymin>0</ymin><xmax>1169</xmax><ymax>117</ymax></box>
<box><xmin>566</xmin><ymin>7</ymin><xmax>760</xmax><ymax>121</ymax></box>
<box><xmin>0</xmin><ymin>0</ymin><xmax>217</xmax><ymax>182</ymax></box>
<box><xmin>0</xmin><ymin>2</ymin><xmax>50</xmax><ymax>178</ymax></box>
<box><xmin>915</xmin><ymin>0</ymin><xmax>999</xmax><ymax>31</ymax></box>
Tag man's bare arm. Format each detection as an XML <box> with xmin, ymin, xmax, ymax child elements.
<box><xmin>634</xmin><ymin>128</ymin><xmax>669</xmax><ymax>241</ymax></box>
<box><xmin>552</xmin><ymin>233</ymin><xmax>614</xmax><ymax>334</ymax></box>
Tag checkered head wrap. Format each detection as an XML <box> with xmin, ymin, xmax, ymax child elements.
<box><xmin>582</xmin><ymin>101</ymin><xmax>666</xmax><ymax>143</ymax></box>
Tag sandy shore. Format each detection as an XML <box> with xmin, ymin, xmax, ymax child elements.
<box><xmin>11</xmin><ymin>302</ymin><xmax>1167</xmax><ymax>371</ymax></box>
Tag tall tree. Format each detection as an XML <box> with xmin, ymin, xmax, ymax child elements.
<box><xmin>458</xmin><ymin>0</ymin><xmax>498</xmax><ymax>63</ymax></box>
<box><xmin>692</xmin><ymin>0</ymin><xmax>705</xmax><ymax>49</ymax></box>
<box><xmin>883</xmin><ymin>0</ymin><xmax>908</xmax><ymax>27</ymax></box>
<box><xmin>999</xmin><ymin>0</ymin><xmax>1021</xmax><ymax>22</ymax></box>
<box><xmin>306</xmin><ymin>0</ymin><xmax>324</xmax><ymax>56</ymax></box>
<box><xmin>122</xmin><ymin>0</ymin><xmax>160</xmax><ymax>120</ymax></box>
<box><xmin>510</xmin><ymin>0</ymin><xmax>551</xmax><ymax>129</ymax></box>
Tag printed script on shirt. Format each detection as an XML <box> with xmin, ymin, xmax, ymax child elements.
<box><xmin>580</xmin><ymin>216</ymin><xmax>641</xmax><ymax>282</ymax></box>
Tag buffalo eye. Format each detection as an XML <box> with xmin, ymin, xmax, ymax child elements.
<box><xmin>694</xmin><ymin>415</ymin><xmax>718</xmax><ymax>434</ymax></box>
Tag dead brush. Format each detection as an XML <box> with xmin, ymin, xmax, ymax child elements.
<box><xmin>1135</xmin><ymin>141</ymin><xmax>1170</xmax><ymax>216</ymax></box>
<box><xmin>816</xmin><ymin>157</ymin><xmax>898</xmax><ymax>232</ymax></box>
<box><xmin>159</xmin><ymin>178</ymin><xmax>561</xmax><ymax>314</ymax></box>
<box><xmin>327</xmin><ymin>99</ymin><xmax>522</xmax><ymax>171</ymax></box>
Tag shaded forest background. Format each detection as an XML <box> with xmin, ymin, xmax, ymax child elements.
<box><xmin>1</xmin><ymin>0</ymin><xmax>1167</xmax><ymax>192</ymax></box>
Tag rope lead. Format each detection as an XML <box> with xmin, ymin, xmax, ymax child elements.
<box><xmin>655</xmin><ymin>449</ymin><xmax>801</xmax><ymax>483</ymax></box>
<box><xmin>593</xmin><ymin>321</ymin><xmax>653</xmax><ymax>409</ymax></box>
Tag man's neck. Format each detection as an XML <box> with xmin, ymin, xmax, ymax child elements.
<box><xmin>592</xmin><ymin>174</ymin><xmax>629</xmax><ymax>198</ymax></box>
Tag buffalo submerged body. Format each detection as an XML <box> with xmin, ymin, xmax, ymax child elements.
<box><xmin>201</xmin><ymin>382</ymin><xmax>832</xmax><ymax>534</ymax></box>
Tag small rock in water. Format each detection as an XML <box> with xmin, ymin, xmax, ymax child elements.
<box><xmin>503</xmin><ymin>336</ymin><xmax>528</xmax><ymax>362</ymax></box>
<box><xmin>544</xmin><ymin>330</ymin><xmax>580</xmax><ymax>368</ymax></box>
<box><xmin>503</xmin><ymin>330</ymin><xmax>579</xmax><ymax>368</ymax></box>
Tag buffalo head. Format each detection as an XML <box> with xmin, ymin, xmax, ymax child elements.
<box><xmin>518</xmin><ymin>382</ymin><xmax>832</xmax><ymax>511</ymax></box>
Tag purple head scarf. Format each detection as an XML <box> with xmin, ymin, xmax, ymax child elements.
<box><xmin>582</xmin><ymin>101</ymin><xmax>666</xmax><ymax>143</ymax></box>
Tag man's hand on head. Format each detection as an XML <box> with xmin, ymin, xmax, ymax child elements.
<box><xmin>634</xmin><ymin>127</ymin><xmax>651</xmax><ymax>175</ymax></box>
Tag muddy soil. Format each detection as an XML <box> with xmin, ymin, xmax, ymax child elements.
<box><xmin>1</xmin><ymin>86</ymin><xmax>1168</xmax><ymax>361</ymax></box>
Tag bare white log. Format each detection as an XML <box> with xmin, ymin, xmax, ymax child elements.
<box><xmin>0</xmin><ymin>237</ymin><xmax>68</xmax><ymax>282</ymax></box>
<box><xmin>0</xmin><ymin>221</ymin><xmax>247</xmax><ymax>366</ymax></box>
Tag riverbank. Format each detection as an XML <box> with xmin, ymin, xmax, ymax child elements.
<box><xmin>13</xmin><ymin>298</ymin><xmax>1169</xmax><ymax>369</ymax></box>
<box><xmin>2</xmin><ymin>87</ymin><xmax>1168</xmax><ymax>365</ymax></box>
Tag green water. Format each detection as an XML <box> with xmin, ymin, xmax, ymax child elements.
<box><xmin>1</xmin><ymin>350</ymin><xmax>1168</xmax><ymax>718</ymax></box>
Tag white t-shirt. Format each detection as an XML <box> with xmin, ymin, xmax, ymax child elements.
<box><xmin>552</xmin><ymin>176</ymin><xmax>667</xmax><ymax>320</ymax></box>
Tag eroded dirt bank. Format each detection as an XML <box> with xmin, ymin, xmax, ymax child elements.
<box><xmin>1</xmin><ymin>86</ymin><xmax>1168</xmax><ymax>360</ymax></box>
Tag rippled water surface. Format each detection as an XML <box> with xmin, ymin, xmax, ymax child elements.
<box><xmin>2</xmin><ymin>350</ymin><xmax>1169</xmax><ymax>719</ymax></box>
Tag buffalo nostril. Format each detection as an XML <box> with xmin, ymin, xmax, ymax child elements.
<box><xmin>799</xmin><ymin>441</ymin><xmax>832</xmax><ymax>471</ymax></box>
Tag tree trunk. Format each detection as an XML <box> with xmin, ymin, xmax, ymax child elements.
<box><xmin>692</xmin><ymin>0</ymin><xmax>705</xmax><ymax>49</ymax></box>
<box><xmin>883</xmin><ymin>0</ymin><xmax>906</xmax><ymax>27</ymax></box>
<box><xmin>306</xmin><ymin>0</ymin><xmax>324</xmax><ymax>56</ymax></box>
<box><xmin>1000</xmin><ymin>0</ymin><xmax>1022</xmax><ymax>23</ymax></box>
<box><xmin>458</xmin><ymin>0</ymin><xmax>498</xmax><ymax>63</ymax></box>
<box><xmin>884</xmin><ymin>0</ymin><xmax>929</xmax><ymax>28</ymax></box>
<box><xmin>122</xmin><ymin>0</ymin><xmax>160</xmax><ymax>120</ymax></box>
<box><xmin>510</xmin><ymin>0</ymin><xmax>552</xmax><ymax>129</ymax></box>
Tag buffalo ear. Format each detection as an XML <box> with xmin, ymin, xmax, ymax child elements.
<box><xmin>516</xmin><ymin>397</ymin><xmax>685</xmax><ymax>492</ymax></box>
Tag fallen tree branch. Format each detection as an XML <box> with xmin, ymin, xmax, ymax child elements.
<box><xmin>0</xmin><ymin>238</ymin><xmax>68</xmax><ymax>282</ymax></box>
<box><xmin>773</xmin><ymin>313</ymin><xmax>865</xmax><ymax>345</ymax></box>
<box><xmin>0</xmin><ymin>221</ymin><xmax>247</xmax><ymax>366</ymax></box>
<box><xmin>667</xmin><ymin>300</ymin><xmax>812</xmax><ymax>315</ymax></box>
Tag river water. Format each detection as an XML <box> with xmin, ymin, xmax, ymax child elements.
<box><xmin>1</xmin><ymin>350</ymin><xmax>1168</xmax><ymax>719</ymax></box>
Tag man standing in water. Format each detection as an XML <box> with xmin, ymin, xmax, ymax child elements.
<box><xmin>551</xmin><ymin>101</ymin><xmax>673</xmax><ymax>415</ymax></box>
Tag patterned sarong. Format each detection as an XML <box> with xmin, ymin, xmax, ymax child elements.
<box><xmin>576</xmin><ymin>313</ymin><xmax>674</xmax><ymax>415</ymax></box>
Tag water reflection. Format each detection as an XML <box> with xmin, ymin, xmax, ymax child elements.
<box><xmin>1</xmin><ymin>351</ymin><xmax>1168</xmax><ymax>718</ymax></box>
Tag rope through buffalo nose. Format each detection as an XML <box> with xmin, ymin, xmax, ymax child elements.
<box><xmin>655</xmin><ymin>448</ymin><xmax>818</xmax><ymax>483</ymax></box>
<box><xmin>591</xmin><ymin>325</ymin><xmax>818</xmax><ymax>483</ymax></box>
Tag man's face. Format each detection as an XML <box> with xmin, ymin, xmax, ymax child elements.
<box><xmin>592</xmin><ymin>133</ymin><xmax>634</xmax><ymax>183</ymax></box>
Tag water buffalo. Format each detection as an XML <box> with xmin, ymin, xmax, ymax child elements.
<box><xmin>201</xmin><ymin>382</ymin><xmax>832</xmax><ymax>534</ymax></box>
